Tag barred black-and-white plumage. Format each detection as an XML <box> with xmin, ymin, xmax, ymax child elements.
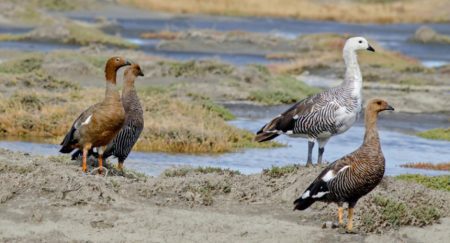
<box><xmin>293</xmin><ymin>98</ymin><xmax>394</xmax><ymax>232</ymax></box>
<box><xmin>255</xmin><ymin>37</ymin><xmax>375</xmax><ymax>166</ymax></box>
<box><xmin>72</xmin><ymin>64</ymin><xmax>144</xmax><ymax>170</ymax></box>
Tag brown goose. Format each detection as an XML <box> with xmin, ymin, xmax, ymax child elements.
<box><xmin>293</xmin><ymin>98</ymin><xmax>394</xmax><ymax>233</ymax></box>
<box><xmin>60</xmin><ymin>56</ymin><xmax>131</xmax><ymax>173</ymax></box>
<box><xmin>71</xmin><ymin>64</ymin><xmax>144</xmax><ymax>172</ymax></box>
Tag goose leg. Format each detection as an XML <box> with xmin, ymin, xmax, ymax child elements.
<box><xmin>118</xmin><ymin>161</ymin><xmax>124</xmax><ymax>173</ymax></box>
<box><xmin>317</xmin><ymin>138</ymin><xmax>330</xmax><ymax>165</ymax></box>
<box><xmin>347</xmin><ymin>207</ymin><xmax>354</xmax><ymax>232</ymax></box>
<box><xmin>338</xmin><ymin>205</ymin><xmax>344</xmax><ymax>226</ymax></box>
<box><xmin>346</xmin><ymin>201</ymin><xmax>357</xmax><ymax>233</ymax></box>
<box><xmin>306</xmin><ymin>140</ymin><xmax>314</xmax><ymax>167</ymax></box>
<box><xmin>97</xmin><ymin>146</ymin><xmax>105</xmax><ymax>175</ymax></box>
<box><xmin>82</xmin><ymin>144</ymin><xmax>92</xmax><ymax>173</ymax></box>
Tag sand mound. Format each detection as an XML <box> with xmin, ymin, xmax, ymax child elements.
<box><xmin>1</xmin><ymin>149</ymin><xmax>449</xmax><ymax>241</ymax></box>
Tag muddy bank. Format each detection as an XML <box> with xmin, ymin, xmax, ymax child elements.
<box><xmin>1</xmin><ymin>149</ymin><xmax>449</xmax><ymax>242</ymax></box>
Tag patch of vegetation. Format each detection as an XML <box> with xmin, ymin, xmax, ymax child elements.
<box><xmin>362</xmin><ymin>194</ymin><xmax>442</xmax><ymax>231</ymax></box>
<box><xmin>395</xmin><ymin>174</ymin><xmax>450</xmax><ymax>191</ymax></box>
<box><xmin>164</xmin><ymin>166</ymin><xmax>241</xmax><ymax>177</ymax></box>
<box><xmin>263</xmin><ymin>164</ymin><xmax>299</xmax><ymax>178</ymax></box>
<box><xmin>0</xmin><ymin>54</ymin><xmax>44</xmax><ymax>74</ymax></box>
<box><xmin>163</xmin><ymin>168</ymin><xmax>191</xmax><ymax>177</ymax></box>
<box><xmin>120</xmin><ymin>0</ymin><xmax>450</xmax><ymax>23</ymax></box>
<box><xmin>190</xmin><ymin>94</ymin><xmax>235</xmax><ymax>121</ymax></box>
<box><xmin>372</xmin><ymin>195</ymin><xmax>408</xmax><ymax>228</ymax></box>
<box><xmin>417</xmin><ymin>128</ymin><xmax>450</xmax><ymax>141</ymax></box>
<box><xmin>193</xmin><ymin>166</ymin><xmax>241</xmax><ymax>175</ymax></box>
<box><xmin>249</xmin><ymin>76</ymin><xmax>320</xmax><ymax>105</ymax></box>
<box><xmin>63</xmin><ymin>22</ymin><xmax>136</xmax><ymax>48</ymax></box>
<box><xmin>186</xmin><ymin>180</ymin><xmax>232</xmax><ymax>206</ymax></box>
<box><xmin>400</xmin><ymin>162</ymin><xmax>450</xmax><ymax>171</ymax></box>
<box><xmin>162</xmin><ymin>60</ymin><xmax>234</xmax><ymax>78</ymax></box>
<box><xmin>35</xmin><ymin>0</ymin><xmax>80</xmax><ymax>11</ymax></box>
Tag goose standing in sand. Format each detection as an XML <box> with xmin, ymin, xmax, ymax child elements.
<box><xmin>71</xmin><ymin>64</ymin><xmax>145</xmax><ymax>172</ymax></box>
<box><xmin>293</xmin><ymin>99</ymin><xmax>394</xmax><ymax>233</ymax></box>
<box><xmin>255</xmin><ymin>37</ymin><xmax>375</xmax><ymax>166</ymax></box>
<box><xmin>60</xmin><ymin>56</ymin><xmax>131</xmax><ymax>173</ymax></box>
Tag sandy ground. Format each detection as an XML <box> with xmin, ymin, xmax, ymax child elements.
<box><xmin>1</xmin><ymin>148</ymin><xmax>449</xmax><ymax>242</ymax></box>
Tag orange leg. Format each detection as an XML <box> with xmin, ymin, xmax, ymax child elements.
<box><xmin>338</xmin><ymin>206</ymin><xmax>344</xmax><ymax>226</ymax></box>
<box><xmin>118</xmin><ymin>161</ymin><xmax>124</xmax><ymax>171</ymax></box>
<box><xmin>98</xmin><ymin>153</ymin><xmax>103</xmax><ymax>174</ymax></box>
<box><xmin>82</xmin><ymin>144</ymin><xmax>91</xmax><ymax>172</ymax></box>
<box><xmin>347</xmin><ymin>207</ymin><xmax>354</xmax><ymax>232</ymax></box>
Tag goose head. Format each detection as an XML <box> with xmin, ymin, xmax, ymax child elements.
<box><xmin>105</xmin><ymin>56</ymin><xmax>132</xmax><ymax>81</ymax></box>
<box><xmin>125</xmin><ymin>63</ymin><xmax>144</xmax><ymax>78</ymax></box>
<box><xmin>367</xmin><ymin>98</ymin><xmax>394</xmax><ymax>113</ymax></box>
<box><xmin>344</xmin><ymin>37</ymin><xmax>375</xmax><ymax>52</ymax></box>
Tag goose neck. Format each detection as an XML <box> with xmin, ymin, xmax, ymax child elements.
<box><xmin>363</xmin><ymin>110</ymin><xmax>380</xmax><ymax>147</ymax></box>
<box><xmin>343</xmin><ymin>49</ymin><xmax>361</xmax><ymax>83</ymax></box>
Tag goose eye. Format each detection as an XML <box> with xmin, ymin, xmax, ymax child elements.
<box><xmin>115</xmin><ymin>58</ymin><xmax>120</xmax><ymax>62</ymax></box>
<box><xmin>358</xmin><ymin>40</ymin><xmax>363</xmax><ymax>44</ymax></box>
<box><xmin>377</xmin><ymin>101</ymin><xmax>382</xmax><ymax>105</ymax></box>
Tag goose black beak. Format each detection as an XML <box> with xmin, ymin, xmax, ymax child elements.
<box><xmin>385</xmin><ymin>105</ymin><xmax>394</xmax><ymax>111</ymax></box>
<box><xmin>367</xmin><ymin>45</ymin><xmax>375</xmax><ymax>52</ymax></box>
<box><xmin>125</xmin><ymin>59</ymin><xmax>132</xmax><ymax>66</ymax></box>
<box><xmin>138</xmin><ymin>70</ymin><xmax>144</xmax><ymax>77</ymax></box>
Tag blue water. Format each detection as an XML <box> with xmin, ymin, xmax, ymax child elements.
<box><xmin>1</xmin><ymin>117</ymin><xmax>448</xmax><ymax>177</ymax></box>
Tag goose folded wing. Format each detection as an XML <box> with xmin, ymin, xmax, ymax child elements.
<box><xmin>257</xmin><ymin>92</ymin><xmax>337</xmax><ymax>134</ymax></box>
<box><xmin>300</xmin><ymin>158</ymin><xmax>352</xmax><ymax>200</ymax></box>
<box><xmin>60</xmin><ymin>104</ymin><xmax>98</xmax><ymax>146</ymax></box>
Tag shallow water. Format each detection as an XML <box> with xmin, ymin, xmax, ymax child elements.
<box><xmin>1</xmin><ymin>117</ymin><xmax>448</xmax><ymax>177</ymax></box>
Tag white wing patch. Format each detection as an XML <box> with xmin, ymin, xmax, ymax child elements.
<box><xmin>321</xmin><ymin>165</ymin><xmax>350</xmax><ymax>182</ymax></box>
<box><xmin>312</xmin><ymin>191</ymin><xmax>329</xmax><ymax>198</ymax></box>
<box><xmin>301</xmin><ymin>190</ymin><xmax>310</xmax><ymax>199</ymax></box>
<box><xmin>338</xmin><ymin>165</ymin><xmax>350</xmax><ymax>174</ymax></box>
<box><xmin>81</xmin><ymin>115</ymin><xmax>92</xmax><ymax>126</ymax></box>
<box><xmin>321</xmin><ymin>170</ymin><xmax>335</xmax><ymax>182</ymax></box>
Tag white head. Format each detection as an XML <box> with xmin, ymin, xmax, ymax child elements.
<box><xmin>343</xmin><ymin>37</ymin><xmax>375</xmax><ymax>53</ymax></box>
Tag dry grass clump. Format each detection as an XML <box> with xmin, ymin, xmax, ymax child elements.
<box><xmin>141</xmin><ymin>31</ymin><xmax>180</xmax><ymax>40</ymax></box>
<box><xmin>133</xmin><ymin>91</ymin><xmax>278</xmax><ymax>153</ymax></box>
<box><xmin>120</xmin><ymin>0</ymin><xmax>450</xmax><ymax>23</ymax></box>
<box><xmin>400</xmin><ymin>162</ymin><xmax>450</xmax><ymax>171</ymax></box>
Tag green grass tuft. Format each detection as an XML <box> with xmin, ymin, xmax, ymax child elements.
<box><xmin>417</xmin><ymin>128</ymin><xmax>450</xmax><ymax>141</ymax></box>
<box><xmin>249</xmin><ymin>76</ymin><xmax>320</xmax><ymax>105</ymax></box>
<box><xmin>164</xmin><ymin>166</ymin><xmax>241</xmax><ymax>177</ymax></box>
<box><xmin>395</xmin><ymin>174</ymin><xmax>450</xmax><ymax>191</ymax></box>
<box><xmin>190</xmin><ymin>94</ymin><xmax>236</xmax><ymax>121</ymax></box>
<box><xmin>0</xmin><ymin>54</ymin><xmax>44</xmax><ymax>74</ymax></box>
<box><xmin>263</xmin><ymin>164</ymin><xmax>299</xmax><ymax>178</ymax></box>
<box><xmin>372</xmin><ymin>195</ymin><xmax>408</xmax><ymax>228</ymax></box>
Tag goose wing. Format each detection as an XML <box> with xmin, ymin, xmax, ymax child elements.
<box><xmin>293</xmin><ymin>156</ymin><xmax>353</xmax><ymax>210</ymax></box>
<box><xmin>59</xmin><ymin>104</ymin><xmax>99</xmax><ymax>153</ymax></box>
<box><xmin>255</xmin><ymin>91</ymin><xmax>339</xmax><ymax>141</ymax></box>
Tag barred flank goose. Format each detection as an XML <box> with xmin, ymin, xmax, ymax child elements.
<box><xmin>255</xmin><ymin>37</ymin><xmax>375</xmax><ymax>166</ymax></box>
<box><xmin>293</xmin><ymin>99</ymin><xmax>394</xmax><ymax>233</ymax></box>
<box><xmin>72</xmin><ymin>64</ymin><xmax>144</xmax><ymax>172</ymax></box>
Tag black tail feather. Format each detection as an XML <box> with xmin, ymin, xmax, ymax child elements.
<box><xmin>59</xmin><ymin>126</ymin><xmax>77</xmax><ymax>153</ymax></box>
<box><xmin>293</xmin><ymin>197</ymin><xmax>316</xmax><ymax>211</ymax></box>
<box><xmin>254</xmin><ymin>132</ymin><xmax>279</xmax><ymax>142</ymax></box>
